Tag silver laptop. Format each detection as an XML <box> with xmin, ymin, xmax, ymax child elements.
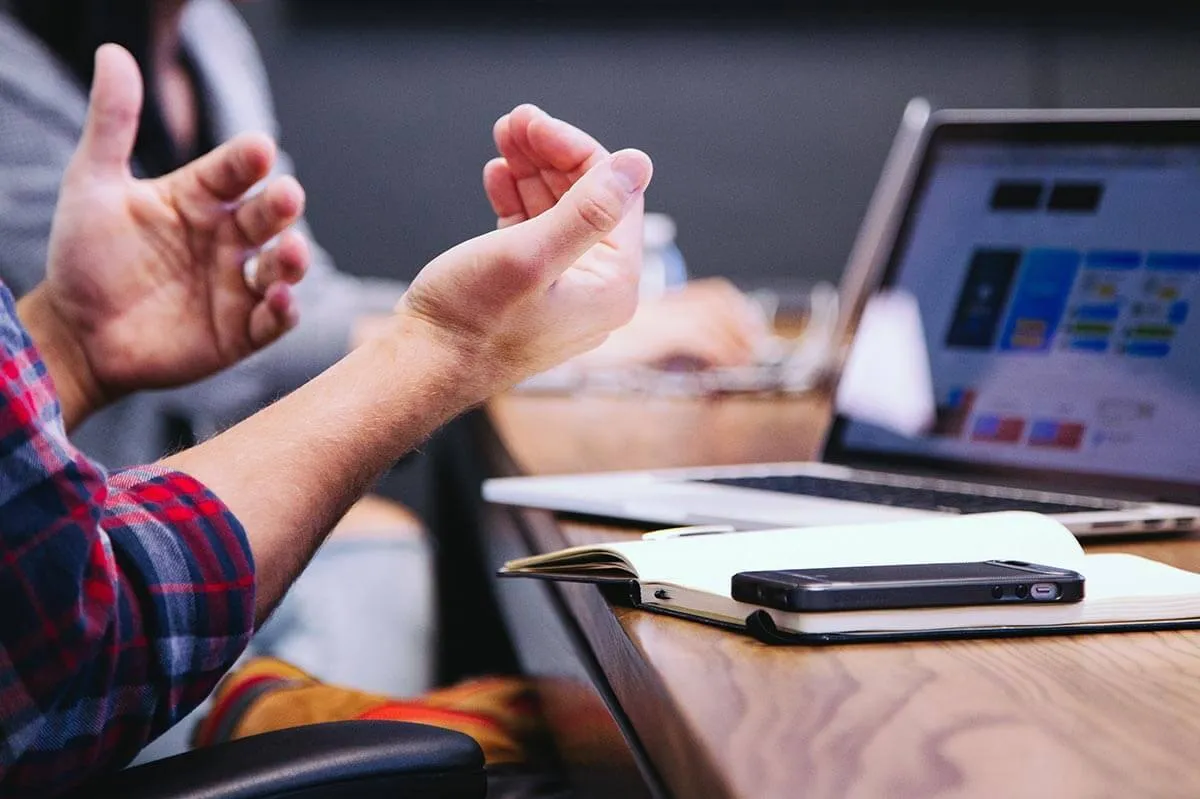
<box><xmin>483</xmin><ymin>104</ymin><xmax>1200</xmax><ymax>538</ymax></box>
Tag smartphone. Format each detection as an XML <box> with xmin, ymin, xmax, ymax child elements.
<box><xmin>730</xmin><ymin>560</ymin><xmax>1085</xmax><ymax>613</ymax></box>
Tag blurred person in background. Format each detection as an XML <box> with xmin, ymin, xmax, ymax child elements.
<box><xmin>0</xmin><ymin>0</ymin><xmax>768</xmax><ymax>760</ymax></box>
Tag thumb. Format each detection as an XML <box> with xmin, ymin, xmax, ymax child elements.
<box><xmin>505</xmin><ymin>148</ymin><xmax>653</xmax><ymax>282</ymax></box>
<box><xmin>73</xmin><ymin>44</ymin><xmax>144</xmax><ymax>178</ymax></box>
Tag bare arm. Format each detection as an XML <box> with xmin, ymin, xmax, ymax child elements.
<box><xmin>168</xmin><ymin>136</ymin><xmax>652</xmax><ymax>622</ymax></box>
<box><xmin>163</xmin><ymin>318</ymin><xmax>464</xmax><ymax>615</ymax></box>
<box><xmin>22</xmin><ymin>60</ymin><xmax>651</xmax><ymax>625</ymax></box>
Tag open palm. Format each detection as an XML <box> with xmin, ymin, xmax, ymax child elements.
<box><xmin>40</xmin><ymin>44</ymin><xmax>309</xmax><ymax>399</ymax></box>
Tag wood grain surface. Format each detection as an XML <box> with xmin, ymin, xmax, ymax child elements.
<box><xmin>486</xmin><ymin>389</ymin><xmax>1200</xmax><ymax>798</ymax></box>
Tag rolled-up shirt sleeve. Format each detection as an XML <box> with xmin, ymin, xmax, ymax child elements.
<box><xmin>0</xmin><ymin>287</ymin><xmax>255</xmax><ymax>797</ymax></box>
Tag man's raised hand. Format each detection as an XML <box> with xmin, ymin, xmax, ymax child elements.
<box><xmin>22</xmin><ymin>44</ymin><xmax>310</xmax><ymax>424</ymax></box>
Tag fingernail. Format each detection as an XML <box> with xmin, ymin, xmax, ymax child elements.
<box><xmin>611</xmin><ymin>150</ymin><xmax>652</xmax><ymax>196</ymax></box>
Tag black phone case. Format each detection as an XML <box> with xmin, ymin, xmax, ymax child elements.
<box><xmin>595</xmin><ymin>579</ymin><xmax>1200</xmax><ymax>646</ymax></box>
<box><xmin>731</xmin><ymin>563</ymin><xmax>1085</xmax><ymax>613</ymax></box>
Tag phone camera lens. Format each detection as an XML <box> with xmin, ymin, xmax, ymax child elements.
<box><xmin>991</xmin><ymin>585</ymin><xmax>1003</xmax><ymax>599</ymax></box>
<box><xmin>1015</xmin><ymin>584</ymin><xmax>1029</xmax><ymax>599</ymax></box>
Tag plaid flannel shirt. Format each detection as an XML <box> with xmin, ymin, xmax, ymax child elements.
<box><xmin>0</xmin><ymin>284</ymin><xmax>256</xmax><ymax>797</ymax></box>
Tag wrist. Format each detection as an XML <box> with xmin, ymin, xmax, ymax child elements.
<box><xmin>16</xmin><ymin>285</ymin><xmax>108</xmax><ymax>429</ymax></box>
<box><xmin>367</xmin><ymin>311</ymin><xmax>495</xmax><ymax>412</ymax></box>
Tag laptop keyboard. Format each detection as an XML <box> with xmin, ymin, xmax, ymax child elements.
<box><xmin>699</xmin><ymin>474</ymin><xmax>1127</xmax><ymax>515</ymax></box>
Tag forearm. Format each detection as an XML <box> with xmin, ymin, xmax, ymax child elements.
<box><xmin>15</xmin><ymin>285</ymin><xmax>105</xmax><ymax>430</ymax></box>
<box><xmin>162</xmin><ymin>315</ymin><xmax>477</xmax><ymax>622</ymax></box>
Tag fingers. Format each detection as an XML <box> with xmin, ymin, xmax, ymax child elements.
<box><xmin>166</xmin><ymin>133</ymin><xmax>277</xmax><ymax>219</ymax></box>
<box><xmin>248</xmin><ymin>281</ymin><xmax>300</xmax><ymax>348</ymax></box>
<box><xmin>492</xmin><ymin>110</ymin><xmax>539</xmax><ymax>178</ymax></box>
<box><xmin>243</xmin><ymin>231</ymin><xmax>308</xmax><ymax>350</ymax></box>
<box><xmin>72</xmin><ymin>44</ymin><xmax>143</xmax><ymax>179</ymax></box>
<box><xmin>234</xmin><ymin>175</ymin><xmax>305</xmax><ymax>247</ymax></box>
<box><xmin>246</xmin><ymin>229</ymin><xmax>310</xmax><ymax>292</ymax></box>
<box><xmin>525</xmin><ymin>111</ymin><xmax>608</xmax><ymax>177</ymax></box>
<box><xmin>489</xmin><ymin>104</ymin><xmax>612</xmax><ymax>223</ymax></box>
<box><xmin>424</xmin><ymin>148</ymin><xmax>651</xmax><ymax>316</ymax></box>
<box><xmin>502</xmin><ymin>104</ymin><xmax>607</xmax><ymax>176</ymax></box>
<box><xmin>494</xmin><ymin>110</ymin><xmax>557</xmax><ymax>218</ymax></box>
<box><xmin>504</xmin><ymin>149</ymin><xmax>653</xmax><ymax>284</ymax></box>
<box><xmin>482</xmin><ymin>158</ymin><xmax>526</xmax><ymax>228</ymax></box>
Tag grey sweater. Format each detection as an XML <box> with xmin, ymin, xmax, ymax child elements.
<box><xmin>0</xmin><ymin>0</ymin><xmax>407</xmax><ymax>466</ymax></box>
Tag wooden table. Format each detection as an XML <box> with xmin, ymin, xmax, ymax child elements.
<box><xmin>476</xmin><ymin>390</ymin><xmax>1200</xmax><ymax>799</ymax></box>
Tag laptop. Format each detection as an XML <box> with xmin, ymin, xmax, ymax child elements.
<box><xmin>483</xmin><ymin>104</ymin><xmax>1200</xmax><ymax>538</ymax></box>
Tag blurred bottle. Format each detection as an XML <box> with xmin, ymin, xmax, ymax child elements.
<box><xmin>641</xmin><ymin>212</ymin><xmax>689</xmax><ymax>300</ymax></box>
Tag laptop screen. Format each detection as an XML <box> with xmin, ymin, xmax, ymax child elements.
<box><xmin>830</xmin><ymin>118</ymin><xmax>1200</xmax><ymax>501</ymax></box>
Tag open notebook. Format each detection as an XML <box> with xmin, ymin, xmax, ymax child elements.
<box><xmin>499</xmin><ymin>512</ymin><xmax>1200</xmax><ymax>643</ymax></box>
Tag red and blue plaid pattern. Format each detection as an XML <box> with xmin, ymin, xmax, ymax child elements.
<box><xmin>0</xmin><ymin>285</ymin><xmax>256</xmax><ymax>797</ymax></box>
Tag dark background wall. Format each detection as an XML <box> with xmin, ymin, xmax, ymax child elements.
<box><xmin>235</xmin><ymin>3</ymin><xmax>1200</xmax><ymax>298</ymax></box>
